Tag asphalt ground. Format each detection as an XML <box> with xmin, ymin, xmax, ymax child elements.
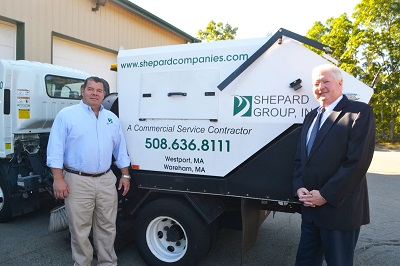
<box><xmin>0</xmin><ymin>149</ymin><xmax>399</xmax><ymax>266</ymax></box>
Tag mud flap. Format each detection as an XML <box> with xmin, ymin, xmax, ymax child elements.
<box><xmin>241</xmin><ymin>198</ymin><xmax>270</xmax><ymax>256</ymax></box>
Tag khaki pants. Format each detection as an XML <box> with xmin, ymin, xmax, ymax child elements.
<box><xmin>64</xmin><ymin>170</ymin><xmax>118</xmax><ymax>266</ymax></box>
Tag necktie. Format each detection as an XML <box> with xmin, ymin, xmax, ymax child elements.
<box><xmin>307</xmin><ymin>107</ymin><xmax>325</xmax><ymax>155</ymax></box>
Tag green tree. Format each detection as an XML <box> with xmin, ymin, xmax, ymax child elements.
<box><xmin>306</xmin><ymin>14</ymin><xmax>354</xmax><ymax>65</ymax></box>
<box><xmin>351</xmin><ymin>0</ymin><xmax>400</xmax><ymax>142</ymax></box>
<box><xmin>197</xmin><ymin>20</ymin><xmax>237</xmax><ymax>42</ymax></box>
<box><xmin>306</xmin><ymin>0</ymin><xmax>400</xmax><ymax>142</ymax></box>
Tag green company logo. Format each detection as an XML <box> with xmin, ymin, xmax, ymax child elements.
<box><xmin>233</xmin><ymin>96</ymin><xmax>252</xmax><ymax>117</ymax></box>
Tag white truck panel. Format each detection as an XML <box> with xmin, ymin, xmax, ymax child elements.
<box><xmin>140</xmin><ymin>69</ymin><xmax>219</xmax><ymax>120</ymax></box>
<box><xmin>117</xmin><ymin>36</ymin><xmax>373</xmax><ymax>177</ymax></box>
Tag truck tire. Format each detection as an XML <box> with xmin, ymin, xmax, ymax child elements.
<box><xmin>0</xmin><ymin>176</ymin><xmax>12</xmax><ymax>222</ymax></box>
<box><xmin>135</xmin><ymin>197</ymin><xmax>211</xmax><ymax>266</ymax></box>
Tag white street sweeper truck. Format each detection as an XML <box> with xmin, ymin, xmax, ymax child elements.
<box><xmin>101</xmin><ymin>28</ymin><xmax>374</xmax><ymax>265</ymax></box>
<box><xmin>0</xmin><ymin>28</ymin><xmax>374</xmax><ymax>265</ymax></box>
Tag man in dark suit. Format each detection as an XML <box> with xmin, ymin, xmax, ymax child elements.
<box><xmin>293</xmin><ymin>64</ymin><xmax>376</xmax><ymax>266</ymax></box>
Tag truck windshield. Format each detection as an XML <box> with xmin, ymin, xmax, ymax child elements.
<box><xmin>45</xmin><ymin>75</ymin><xmax>85</xmax><ymax>100</ymax></box>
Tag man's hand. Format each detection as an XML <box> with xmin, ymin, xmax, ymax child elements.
<box><xmin>118</xmin><ymin>177</ymin><xmax>130</xmax><ymax>196</ymax></box>
<box><xmin>297</xmin><ymin>188</ymin><xmax>327</xmax><ymax>207</ymax></box>
<box><xmin>309</xmin><ymin>190</ymin><xmax>327</xmax><ymax>207</ymax></box>
<box><xmin>297</xmin><ymin>187</ymin><xmax>314</xmax><ymax>207</ymax></box>
<box><xmin>53</xmin><ymin>177</ymin><xmax>70</xmax><ymax>199</ymax></box>
<box><xmin>51</xmin><ymin>168</ymin><xmax>69</xmax><ymax>199</ymax></box>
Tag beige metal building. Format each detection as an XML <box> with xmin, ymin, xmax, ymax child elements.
<box><xmin>0</xmin><ymin>0</ymin><xmax>198</xmax><ymax>91</ymax></box>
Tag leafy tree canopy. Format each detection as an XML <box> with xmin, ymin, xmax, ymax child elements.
<box><xmin>197</xmin><ymin>20</ymin><xmax>238</xmax><ymax>42</ymax></box>
<box><xmin>306</xmin><ymin>0</ymin><xmax>400</xmax><ymax>142</ymax></box>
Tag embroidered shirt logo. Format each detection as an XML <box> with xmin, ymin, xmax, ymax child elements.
<box><xmin>107</xmin><ymin>118</ymin><xmax>113</xmax><ymax>124</ymax></box>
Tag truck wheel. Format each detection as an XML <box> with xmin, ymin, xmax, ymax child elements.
<box><xmin>0</xmin><ymin>176</ymin><xmax>12</xmax><ymax>222</ymax></box>
<box><xmin>135</xmin><ymin>198</ymin><xmax>211</xmax><ymax>266</ymax></box>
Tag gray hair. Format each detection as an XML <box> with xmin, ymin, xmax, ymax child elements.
<box><xmin>312</xmin><ymin>64</ymin><xmax>343</xmax><ymax>82</ymax></box>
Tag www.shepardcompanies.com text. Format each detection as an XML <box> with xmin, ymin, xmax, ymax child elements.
<box><xmin>120</xmin><ymin>53</ymin><xmax>249</xmax><ymax>69</ymax></box>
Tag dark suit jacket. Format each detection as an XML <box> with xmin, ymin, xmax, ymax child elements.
<box><xmin>293</xmin><ymin>95</ymin><xmax>376</xmax><ymax>230</ymax></box>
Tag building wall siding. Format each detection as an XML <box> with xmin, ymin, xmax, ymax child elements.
<box><xmin>0</xmin><ymin>0</ymin><xmax>188</xmax><ymax>63</ymax></box>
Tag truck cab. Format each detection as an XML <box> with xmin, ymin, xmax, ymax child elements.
<box><xmin>0</xmin><ymin>59</ymin><xmax>89</xmax><ymax>221</ymax></box>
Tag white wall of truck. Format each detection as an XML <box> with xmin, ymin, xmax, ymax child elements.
<box><xmin>117</xmin><ymin>32</ymin><xmax>372</xmax><ymax>178</ymax></box>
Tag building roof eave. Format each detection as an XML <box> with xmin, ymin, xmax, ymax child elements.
<box><xmin>112</xmin><ymin>0</ymin><xmax>200</xmax><ymax>43</ymax></box>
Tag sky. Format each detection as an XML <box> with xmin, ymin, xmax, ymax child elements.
<box><xmin>131</xmin><ymin>0</ymin><xmax>361</xmax><ymax>40</ymax></box>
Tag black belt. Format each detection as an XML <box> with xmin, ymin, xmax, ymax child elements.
<box><xmin>64</xmin><ymin>167</ymin><xmax>111</xmax><ymax>177</ymax></box>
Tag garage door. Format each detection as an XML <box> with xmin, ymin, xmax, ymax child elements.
<box><xmin>0</xmin><ymin>21</ymin><xmax>16</xmax><ymax>60</ymax></box>
<box><xmin>53</xmin><ymin>37</ymin><xmax>117</xmax><ymax>92</ymax></box>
